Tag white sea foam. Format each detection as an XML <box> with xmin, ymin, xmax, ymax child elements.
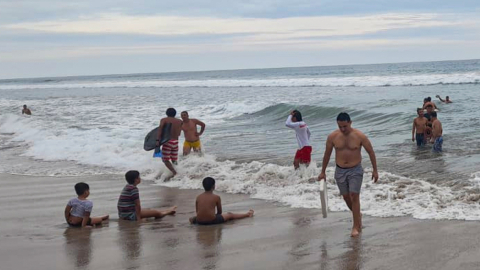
<box><xmin>1</xmin><ymin>72</ymin><xmax>479</xmax><ymax>90</ymax></box>
<box><xmin>153</xmin><ymin>155</ymin><xmax>480</xmax><ymax>221</ymax></box>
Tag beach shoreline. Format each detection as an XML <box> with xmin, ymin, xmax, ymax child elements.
<box><xmin>1</xmin><ymin>173</ymin><xmax>480</xmax><ymax>270</ymax></box>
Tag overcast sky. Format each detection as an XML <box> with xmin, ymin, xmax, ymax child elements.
<box><xmin>1</xmin><ymin>1</ymin><xmax>479</xmax><ymax>79</ymax></box>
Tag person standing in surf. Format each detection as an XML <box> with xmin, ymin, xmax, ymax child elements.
<box><xmin>317</xmin><ymin>112</ymin><xmax>378</xmax><ymax>237</ymax></box>
<box><xmin>412</xmin><ymin>108</ymin><xmax>428</xmax><ymax>148</ymax></box>
<box><xmin>180</xmin><ymin>111</ymin><xmax>206</xmax><ymax>156</ymax></box>
<box><xmin>285</xmin><ymin>110</ymin><xmax>312</xmax><ymax>169</ymax></box>
<box><xmin>431</xmin><ymin>112</ymin><xmax>443</xmax><ymax>152</ymax></box>
<box><xmin>156</xmin><ymin>108</ymin><xmax>183</xmax><ymax>178</ymax></box>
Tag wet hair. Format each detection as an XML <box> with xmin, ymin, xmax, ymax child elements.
<box><xmin>446</xmin><ymin>96</ymin><xmax>450</xmax><ymax>99</ymax></box>
<box><xmin>337</xmin><ymin>112</ymin><xmax>351</xmax><ymax>122</ymax></box>
<box><xmin>166</xmin><ymin>108</ymin><xmax>176</xmax><ymax>117</ymax></box>
<box><xmin>292</xmin><ymin>110</ymin><xmax>303</xmax><ymax>121</ymax></box>
<box><xmin>427</xmin><ymin>97</ymin><xmax>432</xmax><ymax>102</ymax></box>
<box><xmin>423</xmin><ymin>98</ymin><xmax>428</xmax><ymax>103</ymax></box>
<box><xmin>23</xmin><ymin>104</ymin><xmax>27</xmax><ymax>108</ymax></box>
<box><xmin>430</xmin><ymin>112</ymin><xmax>437</xmax><ymax>118</ymax></box>
<box><xmin>417</xmin><ymin>108</ymin><xmax>424</xmax><ymax>113</ymax></box>
<box><xmin>74</xmin><ymin>182</ymin><xmax>89</xmax><ymax>196</ymax></box>
<box><xmin>202</xmin><ymin>177</ymin><xmax>215</xmax><ymax>191</ymax></box>
<box><xmin>125</xmin><ymin>170</ymin><xmax>140</xmax><ymax>184</ymax></box>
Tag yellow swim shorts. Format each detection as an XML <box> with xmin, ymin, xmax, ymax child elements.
<box><xmin>184</xmin><ymin>140</ymin><xmax>201</xmax><ymax>149</ymax></box>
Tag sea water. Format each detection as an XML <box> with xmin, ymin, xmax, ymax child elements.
<box><xmin>1</xmin><ymin>59</ymin><xmax>480</xmax><ymax>220</ymax></box>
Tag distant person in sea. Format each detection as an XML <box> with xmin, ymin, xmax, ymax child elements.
<box><xmin>317</xmin><ymin>112</ymin><xmax>378</xmax><ymax>237</ymax></box>
<box><xmin>64</xmin><ymin>182</ymin><xmax>109</xmax><ymax>227</ymax></box>
<box><xmin>118</xmin><ymin>170</ymin><xmax>177</xmax><ymax>221</ymax></box>
<box><xmin>156</xmin><ymin>108</ymin><xmax>183</xmax><ymax>178</ymax></box>
<box><xmin>412</xmin><ymin>108</ymin><xmax>428</xmax><ymax>148</ymax></box>
<box><xmin>436</xmin><ymin>95</ymin><xmax>452</xmax><ymax>103</ymax></box>
<box><xmin>431</xmin><ymin>112</ymin><xmax>443</xmax><ymax>152</ymax></box>
<box><xmin>189</xmin><ymin>177</ymin><xmax>254</xmax><ymax>225</ymax></box>
<box><xmin>180</xmin><ymin>111</ymin><xmax>206</xmax><ymax>156</ymax></box>
<box><xmin>22</xmin><ymin>104</ymin><xmax>32</xmax><ymax>115</ymax></box>
<box><xmin>285</xmin><ymin>110</ymin><xmax>312</xmax><ymax>169</ymax></box>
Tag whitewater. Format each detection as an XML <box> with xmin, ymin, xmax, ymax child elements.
<box><xmin>1</xmin><ymin>59</ymin><xmax>480</xmax><ymax>220</ymax></box>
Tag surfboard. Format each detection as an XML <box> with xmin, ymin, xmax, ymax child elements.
<box><xmin>319</xmin><ymin>180</ymin><xmax>328</xmax><ymax>218</ymax></box>
<box><xmin>144</xmin><ymin>123</ymin><xmax>171</xmax><ymax>151</ymax></box>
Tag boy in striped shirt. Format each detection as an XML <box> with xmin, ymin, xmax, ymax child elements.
<box><xmin>118</xmin><ymin>170</ymin><xmax>177</xmax><ymax>221</ymax></box>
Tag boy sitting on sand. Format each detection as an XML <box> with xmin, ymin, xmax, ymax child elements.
<box><xmin>64</xmin><ymin>182</ymin><xmax>109</xmax><ymax>227</ymax></box>
<box><xmin>189</xmin><ymin>177</ymin><xmax>254</xmax><ymax>225</ymax></box>
<box><xmin>118</xmin><ymin>170</ymin><xmax>177</xmax><ymax>221</ymax></box>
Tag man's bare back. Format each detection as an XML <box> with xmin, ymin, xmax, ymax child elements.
<box><xmin>195</xmin><ymin>192</ymin><xmax>221</xmax><ymax>223</ymax></box>
<box><xmin>158</xmin><ymin>117</ymin><xmax>182</xmax><ymax>140</ymax></box>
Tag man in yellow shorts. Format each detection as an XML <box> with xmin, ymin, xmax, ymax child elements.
<box><xmin>181</xmin><ymin>111</ymin><xmax>206</xmax><ymax>156</ymax></box>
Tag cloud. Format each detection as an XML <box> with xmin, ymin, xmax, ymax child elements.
<box><xmin>3</xmin><ymin>13</ymin><xmax>458</xmax><ymax>37</ymax></box>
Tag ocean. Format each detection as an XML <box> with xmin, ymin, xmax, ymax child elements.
<box><xmin>1</xmin><ymin>59</ymin><xmax>480</xmax><ymax>220</ymax></box>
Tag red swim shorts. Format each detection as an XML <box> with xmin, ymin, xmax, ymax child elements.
<box><xmin>295</xmin><ymin>146</ymin><xmax>312</xmax><ymax>163</ymax></box>
<box><xmin>162</xmin><ymin>140</ymin><xmax>179</xmax><ymax>162</ymax></box>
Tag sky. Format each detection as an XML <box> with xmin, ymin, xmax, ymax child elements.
<box><xmin>0</xmin><ymin>1</ymin><xmax>480</xmax><ymax>79</ymax></box>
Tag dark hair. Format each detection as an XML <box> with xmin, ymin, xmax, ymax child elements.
<box><xmin>427</xmin><ymin>97</ymin><xmax>432</xmax><ymax>102</ymax></box>
<box><xmin>202</xmin><ymin>177</ymin><xmax>215</xmax><ymax>191</ymax></box>
<box><xmin>446</xmin><ymin>96</ymin><xmax>449</xmax><ymax>99</ymax></box>
<box><xmin>417</xmin><ymin>108</ymin><xmax>423</xmax><ymax>113</ymax></box>
<box><xmin>23</xmin><ymin>104</ymin><xmax>27</xmax><ymax>107</ymax></box>
<box><xmin>181</xmin><ymin>111</ymin><xmax>188</xmax><ymax>115</ymax></box>
<box><xmin>423</xmin><ymin>98</ymin><xmax>428</xmax><ymax>103</ymax></box>
<box><xmin>292</xmin><ymin>110</ymin><xmax>303</xmax><ymax>121</ymax></box>
<box><xmin>430</xmin><ymin>112</ymin><xmax>437</xmax><ymax>118</ymax></box>
<box><xmin>166</xmin><ymin>108</ymin><xmax>176</xmax><ymax>117</ymax></box>
<box><xmin>74</xmin><ymin>182</ymin><xmax>89</xmax><ymax>196</ymax></box>
<box><xmin>337</xmin><ymin>112</ymin><xmax>351</xmax><ymax>122</ymax></box>
<box><xmin>125</xmin><ymin>170</ymin><xmax>140</xmax><ymax>184</ymax></box>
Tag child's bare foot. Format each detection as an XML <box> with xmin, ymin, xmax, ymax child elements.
<box><xmin>351</xmin><ymin>227</ymin><xmax>361</xmax><ymax>237</ymax></box>
<box><xmin>247</xmin><ymin>209</ymin><xmax>254</xmax><ymax>217</ymax></box>
<box><xmin>164</xmin><ymin>206</ymin><xmax>177</xmax><ymax>216</ymax></box>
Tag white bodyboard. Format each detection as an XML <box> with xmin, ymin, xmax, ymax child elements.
<box><xmin>319</xmin><ymin>180</ymin><xmax>328</xmax><ymax>218</ymax></box>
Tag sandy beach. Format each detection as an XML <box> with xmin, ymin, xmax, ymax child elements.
<box><xmin>1</xmin><ymin>173</ymin><xmax>479</xmax><ymax>270</ymax></box>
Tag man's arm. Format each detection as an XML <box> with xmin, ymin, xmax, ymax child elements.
<box><xmin>436</xmin><ymin>95</ymin><xmax>445</xmax><ymax>102</ymax></box>
<box><xmin>216</xmin><ymin>196</ymin><xmax>222</xmax><ymax>215</ymax></box>
<box><xmin>134</xmin><ymin>199</ymin><xmax>142</xmax><ymax>221</ymax></box>
<box><xmin>318</xmin><ymin>135</ymin><xmax>334</xmax><ymax>181</ymax></box>
<box><xmin>285</xmin><ymin>115</ymin><xmax>301</xmax><ymax>129</ymax></box>
<box><xmin>361</xmin><ymin>134</ymin><xmax>379</xmax><ymax>183</ymax></box>
<box><xmin>156</xmin><ymin>119</ymin><xmax>165</xmax><ymax>146</ymax></box>
<box><xmin>64</xmin><ymin>205</ymin><xmax>72</xmax><ymax>222</ymax></box>
<box><xmin>194</xmin><ymin>119</ymin><xmax>206</xmax><ymax>136</ymax></box>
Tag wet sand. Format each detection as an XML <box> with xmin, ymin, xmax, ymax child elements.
<box><xmin>1</xmin><ymin>173</ymin><xmax>480</xmax><ymax>270</ymax></box>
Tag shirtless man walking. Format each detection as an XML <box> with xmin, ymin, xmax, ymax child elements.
<box><xmin>412</xmin><ymin>108</ymin><xmax>428</xmax><ymax>148</ymax></box>
<box><xmin>180</xmin><ymin>111</ymin><xmax>206</xmax><ymax>156</ymax></box>
<box><xmin>156</xmin><ymin>108</ymin><xmax>183</xmax><ymax>178</ymax></box>
<box><xmin>318</xmin><ymin>112</ymin><xmax>378</xmax><ymax>237</ymax></box>
<box><xmin>431</xmin><ymin>112</ymin><xmax>443</xmax><ymax>152</ymax></box>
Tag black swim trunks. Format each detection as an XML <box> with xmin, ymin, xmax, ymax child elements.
<box><xmin>415</xmin><ymin>133</ymin><xmax>425</xmax><ymax>147</ymax></box>
<box><xmin>192</xmin><ymin>214</ymin><xmax>225</xmax><ymax>225</ymax></box>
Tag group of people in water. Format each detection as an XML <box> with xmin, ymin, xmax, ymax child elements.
<box><xmin>412</xmin><ymin>95</ymin><xmax>451</xmax><ymax>152</ymax></box>
<box><xmin>63</xmin><ymin>95</ymin><xmax>451</xmax><ymax>237</ymax></box>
